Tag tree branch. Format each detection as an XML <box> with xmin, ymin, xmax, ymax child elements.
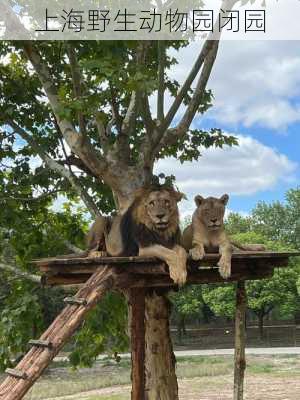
<box><xmin>109</xmin><ymin>83</ymin><xmax>122</xmax><ymax>134</ymax></box>
<box><xmin>22</xmin><ymin>42</ymin><xmax>107</xmax><ymax>180</ymax></box>
<box><xmin>149</xmin><ymin>1</ymin><xmax>238</xmax><ymax>157</ymax></box>
<box><xmin>122</xmin><ymin>91</ymin><xmax>137</xmax><ymax>135</ymax></box>
<box><xmin>175</xmin><ymin>40</ymin><xmax>219</xmax><ymax>135</ymax></box>
<box><xmin>0</xmin><ymin>189</ymin><xmax>62</xmax><ymax>203</ymax></box>
<box><xmin>157</xmin><ymin>41</ymin><xmax>165</xmax><ymax>122</ymax></box>
<box><xmin>0</xmin><ymin>262</ymin><xmax>40</xmax><ymax>284</ymax></box>
<box><xmin>160</xmin><ymin>39</ymin><xmax>215</xmax><ymax>133</ymax></box>
<box><xmin>66</xmin><ymin>43</ymin><xmax>87</xmax><ymax>136</ymax></box>
<box><xmin>6</xmin><ymin>119</ymin><xmax>101</xmax><ymax>218</ymax></box>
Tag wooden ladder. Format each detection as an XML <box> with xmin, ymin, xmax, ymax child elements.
<box><xmin>0</xmin><ymin>266</ymin><xmax>116</xmax><ymax>400</ymax></box>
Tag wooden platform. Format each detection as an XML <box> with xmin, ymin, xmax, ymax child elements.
<box><xmin>35</xmin><ymin>251</ymin><xmax>300</xmax><ymax>288</ymax></box>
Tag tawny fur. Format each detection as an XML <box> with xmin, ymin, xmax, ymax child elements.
<box><xmin>182</xmin><ymin>194</ymin><xmax>266</xmax><ymax>279</ymax></box>
<box><xmin>86</xmin><ymin>185</ymin><xmax>188</xmax><ymax>285</ymax></box>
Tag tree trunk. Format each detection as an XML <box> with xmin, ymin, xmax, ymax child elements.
<box><xmin>115</xmin><ymin>178</ymin><xmax>178</xmax><ymax>399</ymax></box>
<box><xmin>144</xmin><ymin>291</ymin><xmax>178</xmax><ymax>400</ymax></box>
<box><xmin>177</xmin><ymin>314</ymin><xmax>186</xmax><ymax>344</ymax></box>
<box><xmin>258</xmin><ymin>311</ymin><xmax>264</xmax><ymax>340</ymax></box>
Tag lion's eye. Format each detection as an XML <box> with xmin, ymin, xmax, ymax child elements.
<box><xmin>149</xmin><ymin>201</ymin><xmax>155</xmax><ymax>207</ymax></box>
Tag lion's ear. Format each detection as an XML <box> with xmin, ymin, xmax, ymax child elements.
<box><xmin>174</xmin><ymin>191</ymin><xmax>185</xmax><ymax>202</ymax></box>
<box><xmin>194</xmin><ymin>195</ymin><xmax>204</xmax><ymax>207</ymax></box>
<box><xmin>220</xmin><ymin>194</ymin><xmax>229</xmax><ymax>205</ymax></box>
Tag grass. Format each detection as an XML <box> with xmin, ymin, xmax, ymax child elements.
<box><xmin>15</xmin><ymin>355</ymin><xmax>300</xmax><ymax>399</ymax></box>
<box><xmin>86</xmin><ymin>397</ymin><xmax>129</xmax><ymax>400</ymax></box>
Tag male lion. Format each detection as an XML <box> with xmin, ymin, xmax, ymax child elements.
<box><xmin>182</xmin><ymin>194</ymin><xmax>265</xmax><ymax>279</ymax></box>
<box><xmin>87</xmin><ymin>185</ymin><xmax>187</xmax><ymax>286</ymax></box>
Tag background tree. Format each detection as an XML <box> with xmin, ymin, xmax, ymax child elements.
<box><xmin>170</xmin><ymin>286</ymin><xmax>203</xmax><ymax>343</ymax></box>
<box><xmin>202</xmin><ymin>194</ymin><xmax>300</xmax><ymax>340</ymax></box>
<box><xmin>0</xmin><ymin>8</ymin><xmax>239</xmax><ymax>391</ymax></box>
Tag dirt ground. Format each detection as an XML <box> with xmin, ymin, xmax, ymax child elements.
<box><xmin>16</xmin><ymin>355</ymin><xmax>300</xmax><ymax>400</ymax></box>
<box><xmin>40</xmin><ymin>375</ymin><xmax>300</xmax><ymax>400</ymax></box>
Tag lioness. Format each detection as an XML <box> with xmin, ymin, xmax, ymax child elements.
<box><xmin>182</xmin><ymin>194</ymin><xmax>232</xmax><ymax>279</ymax></box>
<box><xmin>182</xmin><ymin>194</ymin><xmax>266</xmax><ymax>279</ymax></box>
<box><xmin>88</xmin><ymin>185</ymin><xmax>187</xmax><ymax>286</ymax></box>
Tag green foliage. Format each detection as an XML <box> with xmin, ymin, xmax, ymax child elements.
<box><xmin>69</xmin><ymin>293</ymin><xmax>128</xmax><ymax>368</ymax></box>
<box><xmin>0</xmin><ymin>285</ymin><xmax>43</xmax><ymax>370</ymax></box>
<box><xmin>202</xmin><ymin>284</ymin><xmax>236</xmax><ymax>318</ymax></box>
<box><xmin>170</xmin><ymin>285</ymin><xmax>203</xmax><ymax>317</ymax></box>
<box><xmin>204</xmin><ymin>190</ymin><xmax>300</xmax><ymax>332</ymax></box>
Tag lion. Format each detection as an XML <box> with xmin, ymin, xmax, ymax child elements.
<box><xmin>181</xmin><ymin>194</ymin><xmax>265</xmax><ymax>279</ymax></box>
<box><xmin>87</xmin><ymin>185</ymin><xmax>187</xmax><ymax>286</ymax></box>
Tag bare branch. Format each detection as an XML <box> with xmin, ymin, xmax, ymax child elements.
<box><xmin>7</xmin><ymin>119</ymin><xmax>101</xmax><ymax>218</ymax></box>
<box><xmin>157</xmin><ymin>41</ymin><xmax>219</xmax><ymax>152</ymax></box>
<box><xmin>22</xmin><ymin>42</ymin><xmax>107</xmax><ymax>179</ymax></box>
<box><xmin>0</xmin><ymin>262</ymin><xmax>40</xmax><ymax>284</ymax></box>
<box><xmin>141</xmin><ymin>94</ymin><xmax>155</xmax><ymax>135</ymax></box>
<box><xmin>66</xmin><ymin>43</ymin><xmax>87</xmax><ymax>136</ymax></box>
<box><xmin>157</xmin><ymin>41</ymin><xmax>165</xmax><ymax>122</ymax></box>
<box><xmin>122</xmin><ymin>91</ymin><xmax>137</xmax><ymax>135</ymax></box>
<box><xmin>158</xmin><ymin>0</ymin><xmax>236</xmax><ymax>135</ymax></box>
<box><xmin>109</xmin><ymin>83</ymin><xmax>122</xmax><ymax>134</ymax></box>
<box><xmin>176</xmin><ymin>40</ymin><xmax>219</xmax><ymax>134</ymax></box>
<box><xmin>160</xmin><ymin>40</ymin><xmax>215</xmax><ymax>132</ymax></box>
<box><xmin>0</xmin><ymin>189</ymin><xmax>62</xmax><ymax>203</ymax></box>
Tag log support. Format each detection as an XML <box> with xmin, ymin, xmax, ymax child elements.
<box><xmin>234</xmin><ymin>280</ymin><xmax>247</xmax><ymax>400</ymax></box>
<box><xmin>129</xmin><ymin>288</ymin><xmax>146</xmax><ymax>400</ymax></box>
<box><xmin>144</xmin><ymin>292</ymin><xmax>178</xmax><ymax>400</ymax></box>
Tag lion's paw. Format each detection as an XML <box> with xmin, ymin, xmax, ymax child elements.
<box><xmin>168</xmin><ymin>252</ymin><xmax>187</xmax><ymax>286</ymax></box>
<box><xmin>189</xmin><ymin>246</ymin><xmax>205</xmax><ymax>261</ymax></box>
<box><xmin>218</xmin><ymin>257</ymin><xmax>231</xmax><ymax>279</ymax></box>
<box><xmin>88</xmin><ymin>250</ymin><xmax>107</xmax><ymax>258</ymax></box>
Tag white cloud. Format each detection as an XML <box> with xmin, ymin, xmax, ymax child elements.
<box><xmin>154</xmin><ymin>134</ymin><xmax>297</xmax><ymax>214</ymax></box>
<box><xmin>167</xmin><ymin>41</ymin><xmax>300</xmax><ymax>130</ymax></box>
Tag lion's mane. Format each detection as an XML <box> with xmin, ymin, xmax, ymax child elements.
<box><xmin>120</xmin><ymin>185</ymin><xmax>181</xmax><ymax>256</ymax></box>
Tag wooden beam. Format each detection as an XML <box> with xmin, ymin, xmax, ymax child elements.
<box><xmin>0</xmin><ymin>266</ymin><xmax>117</xmax><ymax>400</ymax></box>
<box><xmin>44</xmin><ymin>265</ymin><xmax>274</xmax><ymax>287</ymax></box>
<box><xmin>234</xmin><ymin>280</ymin><xmax>247</xmax><ymax>400</ymax></box>
<box><xmin>129</xmin><ymin>288</ymin><xmax>146</xmax><ymax>400</ymax></box>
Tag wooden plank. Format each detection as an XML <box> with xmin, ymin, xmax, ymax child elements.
<box><xmin>234</xmin><ymin>281</ymin><xmax>247</xmax><ymax>400</ymax></box>
<box><xmin>5</xmin><ymin>369</ymin><xmax>27</xmax><ymax>380</ymax></box>
<box><xmin>63</xmin><ymin>297</ymin><xmax>87</xmax><ymax>306</ymax></box>
<box><xmin>0</xmin><ymin>266</ymin><xmax>117</xmax><ymax>400</ymax></box>
<box><xmin>44</xmin><ymin>265</ymin><xmax>274</xmax><ymax>287</ymax></box>
<box><xmin>34</xmin><ymin>251</ymin><xmax>300</xmax><ymax>268</ymax></box>
<box><xmin>129</xmin><ymin>289</ymin><xmax>146</xmax><ymax>400</ymax></box>
<box><xmin>28</xmin><ymin>339</ymin><xmax>53</xmax><ymax>349</ymax></box>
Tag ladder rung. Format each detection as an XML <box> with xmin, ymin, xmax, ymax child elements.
<box><xmin>29</xmin><ymin>339</ymin><xmax>53</xmax><ymax>349</ymax></box>
<box><xmin>5</xmin><ymin>368</ymin><xmax>27</xmax><ymax>379</ymax></box>
<box><xmin>64</xmin><ymin>297</ymin><xmax>87</xmax><ymax>306</ymax></box>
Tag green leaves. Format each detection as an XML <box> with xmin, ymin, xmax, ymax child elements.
<box><xmin>160</xmin><ymin>128</ymin><xmax>238</xmax><ymax>162</ymax></box>
<box><xmin>69</xmin><ymin>293</ymin><xmax>128</xmax><ymax>368</ymax></box>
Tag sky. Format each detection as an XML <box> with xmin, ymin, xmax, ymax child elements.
<box><xmin>10</xmin><ymin>40</ymin><xmax>299</xmax><ymax>218</ymax></box>
<box><xmin>155</xmin><ymin>40</ymin><xmax>300</xmax><ymax>217</ymax></box>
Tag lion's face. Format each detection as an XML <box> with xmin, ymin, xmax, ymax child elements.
<box><xmin>195</xmin><ymin>194</ymin><xmax>229</xmax><ymax>231</ymax></box>
<box><xmin>133</xmin><ymin>188</ymin><xmax>183</xmax><ymax>234</ymax></box>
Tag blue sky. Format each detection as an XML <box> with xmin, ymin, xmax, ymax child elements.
<box><xmin>156</xmin><ymin>40</ymin><xmax>300</xmax><ymax>217</ymax></box>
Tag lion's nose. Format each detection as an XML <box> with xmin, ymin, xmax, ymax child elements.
<box><xmin>157</xmin><ymin>213</ymin><xmax>165</xmax><ymax>219</ymax></box>
<box><xmin>211</xmin><ymin>218</ymin><xmax>217</xmax><ymax>223</ymax></box>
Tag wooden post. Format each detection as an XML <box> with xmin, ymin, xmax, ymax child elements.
<box><xmin>234</xmin><ymin>280</ymin><xmax>247</xmax><ymax>400</ymax></box>
<box><xmin>129</xmin><ymin>288</ymin><xmax>146</xmax><ymax>400</ymax></box>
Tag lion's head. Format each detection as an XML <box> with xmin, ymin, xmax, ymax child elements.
<box><xmin>194</xmin><ymin>194</ymin><xmax>229</xmax><ymax>231</ymax></box>
<box><xmin>132</xmin><ymin>185</ymin><xmax>184</xmax><ymax>236</ymax></box>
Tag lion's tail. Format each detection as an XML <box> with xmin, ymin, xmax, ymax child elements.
<box><xmin>231</xmin><ymin>241</ymin><xmax>266</xmax><ymax>252</ymax></box>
